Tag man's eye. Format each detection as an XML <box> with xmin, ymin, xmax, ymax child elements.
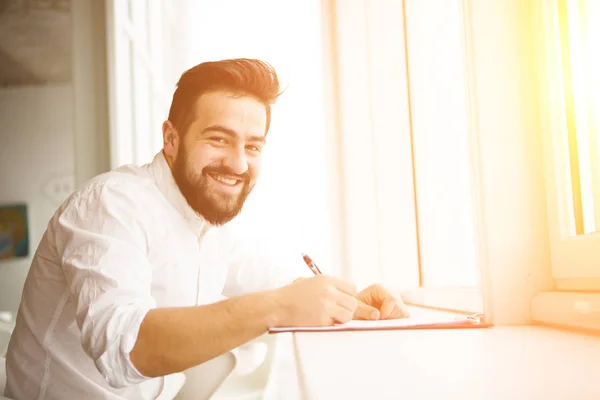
<box><xmin>212</xmin><ymin>137</ymin><xmax>227</xmax><ymax>144</ymax></box>
<box><xmin>247</xmin><ymin>145</ymin><xmax>261</xmax><ymax>153</ymax></box>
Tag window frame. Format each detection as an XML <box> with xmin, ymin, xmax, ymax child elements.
<box><xmin>105</xmin><ymin>0</ymin><xmax>173</xmax><ymax>168</ymax></box>
<box><xmin>535</xmin><ymin>0</ymin><xmax>600</xmax><ymax>289</ymax></box>
<box><xmin>399</xmin><ymin>0</ymin><xmax>487</xmax><ymax>315</ymax></box>
<box><xmin>324</xmin><ymin>0</ymin><xmax>558</xmax><ymax>327</ymax></box>
<box><xmin>530</xmin><ymin>0</ymin><xmax>600</xmax><ymax>333</ymax></box>
<box><xmin>323</xmin><ymin>0</ymin><xmax>485</xmax><ymax>316</ymax></box>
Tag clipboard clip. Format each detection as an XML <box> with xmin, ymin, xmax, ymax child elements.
<box><xmin>466</xmin><ymin>313</ymin><xmax>485</xmax><ymax>324</ymax></box>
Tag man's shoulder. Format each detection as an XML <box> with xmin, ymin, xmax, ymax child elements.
<box><xmin>58</xmin><ymin>165</ymin><xmax>163</xmax><ymax>217</ymax></box>
<box><xmin>80</xmin><ymin>166</ymin><xmax>157</xmax><ymax>199</ymax></box>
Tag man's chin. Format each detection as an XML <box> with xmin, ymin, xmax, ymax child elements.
<box><xmin>201</xmin><ymin>211</ymin><xmax>240</xmax><ymax>226</ymax></box>
<box><xmin>196</xmin><ymin>202</ymin><xmax>244</xmax><ymax>226</ymax></box>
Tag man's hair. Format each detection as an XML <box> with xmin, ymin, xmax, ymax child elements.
<box><xmin>168</xmin><ymin>58</ymin><xmax>281</xmax><ymax>135</ymax></box>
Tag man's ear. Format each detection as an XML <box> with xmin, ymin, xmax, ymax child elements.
<box><xmin>162</xmin><ymin>120</ymin><xmax>179</xmax><ymax>163</ymax></box>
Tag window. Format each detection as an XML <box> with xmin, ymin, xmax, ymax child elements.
<box><xmin>537</xmin><ymin>0</ymin><xmax>600</xmax><ymax>290</ymax></box>
<box><xmin>102</xmin><ymin>0</ymin><xmax>574</xmax><ymax>327</ymax></box>
<box><xmin>401</xmin><ymin>0</ymin><xmax>481</xmax><ymax>306</ymax></box>
<box><xmin>325</xmin><ymin>0</ymin><xmax>483</xmax><ymax>314</ymax></box>
<box><xmin>105</xmin><ymin>0</ymin><xmax>181</xmax><ymax>168</ymax></box>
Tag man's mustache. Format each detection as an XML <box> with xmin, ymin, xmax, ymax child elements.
<box><xmin>202</xmin><ymin>166</ymin><xmax>250</xmax><ymax>182</ymax></box>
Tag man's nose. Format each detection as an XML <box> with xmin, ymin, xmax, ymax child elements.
<box><xmin>222</xmin><ymin>146</ymin><xmax>249</xmax><ymax>175</ymax></box>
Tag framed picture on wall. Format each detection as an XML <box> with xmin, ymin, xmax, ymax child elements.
<box><xmin>0</xmin><ymin>204</ymin><xmax>29</xmax><ymax>260</ymax></box>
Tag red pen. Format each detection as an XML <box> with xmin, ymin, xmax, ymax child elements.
<box><xmin>302</xmin><ymin>253</ymin><xmax>322</xmax><ymax>275</ymax></box>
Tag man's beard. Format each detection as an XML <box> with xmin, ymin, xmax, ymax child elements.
<box><xmin>172</xmin><ymin>151</ymin><xmax>253</xmax><ymax>226</ymax></box>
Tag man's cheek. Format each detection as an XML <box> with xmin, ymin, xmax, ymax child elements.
<box><xmin>249</xmin><ymin>163</ymin><xmax>261</xmax><ymax>180</ymax></box>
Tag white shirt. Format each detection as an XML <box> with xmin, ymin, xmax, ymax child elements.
<box><xmin>5</xmin><ymin>152</ymin><xmax>302</xmax><ymax>400</ymax></box>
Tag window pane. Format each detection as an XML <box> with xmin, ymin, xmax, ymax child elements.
<box><xmin>126</xmin><ymin>0</ymin><xmax>134</xmax><ymax>23</ymax></box>
<box><xmin>131</xmin><ymin>0</ymin><xmax>149</xmax><ymax>55</ymax></box>
<box><xmin>405</xmin><ymin>0</ymin><xmax>478</xmax><ymax>287</ymax></box>
<box><xmin>559</xmin><ymin>0</ymin><xmax>600</xmax><ymax>236</ymax></box>
<box><xmin>113</xmin><ymin>33</ymin><xmax>134</xmax><ymax>166</ymax></box>
<box><xmin>540</xmin><ymin>0</ymin><xmax>600</xmax><ymax>282</ymax></box>
<box><xmin>133</xmin><ymin>59</ymin><xmax>152</xmax><ymax>164</ymax></box>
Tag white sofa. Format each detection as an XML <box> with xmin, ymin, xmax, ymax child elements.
<box><xmin>1</xmin><ymin>356</ymin><xmax>11</xmax><ymax>400</ymax></box>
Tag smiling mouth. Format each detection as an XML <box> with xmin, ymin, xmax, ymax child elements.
<box><xmin>208</xmin><ymin>172</ymin><xmax>243</xmax><ymax>187</ymax></box>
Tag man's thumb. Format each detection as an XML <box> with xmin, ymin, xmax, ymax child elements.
<box><xmin>354</xmin><ymin>302</ymin><xmax>380</xmax><ymax>320</ymax></box>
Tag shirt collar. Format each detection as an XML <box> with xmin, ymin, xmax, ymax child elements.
<box><xmin>149</xmin><ymin>151</ymin><xmax>211</xmax><ymax>236</ymax></box>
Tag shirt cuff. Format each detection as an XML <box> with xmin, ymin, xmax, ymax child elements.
<box><xmin>95</xmin><ymin>300</ymin><xmax>156</xmax><ymax>388</ymax></box>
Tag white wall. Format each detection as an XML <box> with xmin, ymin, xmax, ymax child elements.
<box><xmin>0</xmin><ymin>84</ymin><xmax>74</xmax><ymax>313</ymax></box>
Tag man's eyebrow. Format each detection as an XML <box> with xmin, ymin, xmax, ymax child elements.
<box><xmin>201</xmin><ymin>124</ymin><xmax>266</xmax><ymax>144</ymax></box>
<box><xmin>201</xmin><ymin>124</ymin><xmax>237</xmax><ymax>137</ymax></box>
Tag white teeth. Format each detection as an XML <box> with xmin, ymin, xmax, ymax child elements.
<box><xmin>212</xmin><ymin>174</ymin><xmax>238</xmax><ymax>186</ymax></box>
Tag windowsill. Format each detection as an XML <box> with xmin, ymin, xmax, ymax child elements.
<box><xmin>401</xmin><ymin>288</ymin><xmax>600</xmax><ymax>334</ymax></box>
<box><xmin>281</xmin><ymin>319</ymin><xmax>600</xmax><ymax>399</ymax></box>
<box><xmin>531</xmin><ymin>291</ymin><xmax>600</xmax><ymax>334</ymax></box>
<box><xmin>401</xmin><ymin>286</ymin><xmax>484</xmax><ymax>315</ymax></box>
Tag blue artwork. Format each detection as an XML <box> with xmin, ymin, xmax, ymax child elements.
<box><xmin>0</xmin><ymin>204</ymin><xmax>29</xmax><ymax>260</ymax></box>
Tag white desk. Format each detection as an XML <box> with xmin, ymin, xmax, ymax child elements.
<box><xmin>272</xmin><ymin>324</ymin><xmax>600</xmax><ymax>399</ymax></box>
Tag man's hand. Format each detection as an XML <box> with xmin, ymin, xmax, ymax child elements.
<box><xmin>353</xmin><ymin>284</ymin><xmax>410</xmax><ymax>320</ymax></box>
<box><xmin>270</xmin><ymin>275</ymin><xmax>358</xmax><ymax>327</ymax></box>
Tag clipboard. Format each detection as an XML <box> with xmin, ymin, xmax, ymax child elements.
<box><xmin>269</xmin><ymin>313</ymin><xmax>493</xmax><ymax>334</ymax></box>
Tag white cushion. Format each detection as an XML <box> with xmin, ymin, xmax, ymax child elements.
<box><xmin>0</xmin><ymin>356</ymin><xmax>9</xmax><ymax>399</ymax></box>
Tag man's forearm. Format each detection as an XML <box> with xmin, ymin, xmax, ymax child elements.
<box><xmin>129</xmin><ymin>290</ymin><xmax>280</xmax><ymax>377</ymax></box>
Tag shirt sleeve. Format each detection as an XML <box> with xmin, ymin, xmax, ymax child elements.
<box><xmin>55</xmin><ymin>178</ymin><xmax>157</xmax><ymax>388</ymax></box>
<box><xmin>221</xmin><ymin>229</ymin><xmax>312</xmax><ymax>297</ymax></box>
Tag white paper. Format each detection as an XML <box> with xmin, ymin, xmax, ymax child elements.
<box><xmin>269</xmin><ymin>313</ymin><xmax>465</xmax><ymax>333</ymax></box>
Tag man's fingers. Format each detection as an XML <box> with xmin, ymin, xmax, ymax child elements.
<box><xmin>380</xmin><ymin>297</ymin><xmax>410</xmax><ymax>319</ymax></box>
<box><xmin>387</xmin><ymin>303</ymin><xmax>410</xmax><ymax>319</ymax></box>
<box><xmin>328</xmin><ymin>277</ymin><xmax>357</xmax><ymax>296</ymax></box>
<box><xmin>331</xmin><ymin>289</ymin><xmax>358</xmax><ymax>313</ymax></box>
<box><xmin>379</xmin><ymin>297</ymin><xmax>397</xmax><ymax>319</ymax></box>
<box><xmin>353</xmin><ymin>301</ymin><xmax>380</xmax><ymax>320</ymax></box>
<box><xmin>330</xmin><ymin>304</ymin><xmax>355</xmax><ymax>324</ymax></box>
<box><xmin>395</xmin><ymin>299</ymin><xmax>411</xmax><ymax>318</ymax></box>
